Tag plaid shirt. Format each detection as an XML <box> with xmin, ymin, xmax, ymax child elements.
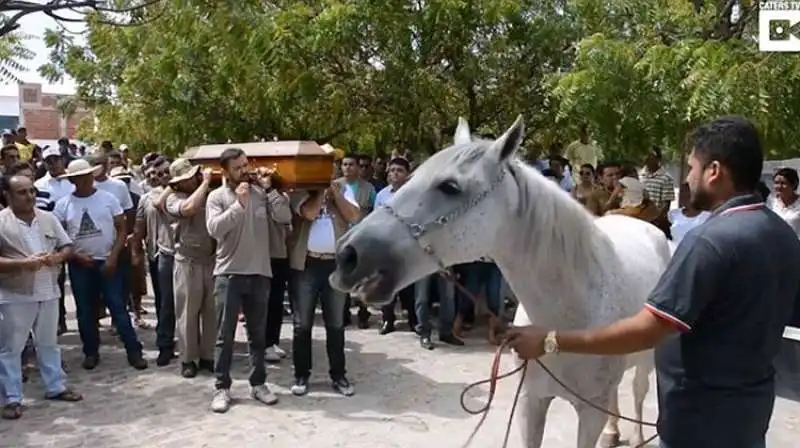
<box><xmin>641</xmin><ymin>167</ymin><xmax>675</xmax><ymax>208</ymax></box>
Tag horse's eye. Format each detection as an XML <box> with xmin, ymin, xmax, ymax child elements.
<box><xmin>437</xmin><ymin>180</ymin><xmax>461</xmax><ymax>196</ymax></box>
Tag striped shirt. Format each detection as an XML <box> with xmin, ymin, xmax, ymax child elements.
<box><xmin>641</xmin><ymin>167</ymin><xmax>675</xmax><ymax>208</ymax></box>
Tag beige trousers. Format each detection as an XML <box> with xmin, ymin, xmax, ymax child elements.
<box><xmin>173</xmin><ymin>258</ymin><xmax>215</xmax><ymax>363</ymax></box>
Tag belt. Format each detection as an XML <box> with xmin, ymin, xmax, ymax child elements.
<box><xmin>308</xmin><ymin>251</ymin><xmax>336</xmax><ymax>260</ymax></box>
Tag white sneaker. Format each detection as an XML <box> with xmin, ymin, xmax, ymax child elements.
<box><xmin>251</xmin><ymin>384</ymin><xmax>278</xmax><ymax>405</ymax></box>
<box><xmin>273</xmin><ymin>344</ymin><xmax>287</xmax><ymax>358</ymax></box>
<box><xmin>210</xmin><ymin>389</ymin><xmax>231</xmax><ymax>413</ymax></box>
<box><xmin>265</xmin><ymin>346</ymin><xmax>282</xmax><ymax>362</ymax></box>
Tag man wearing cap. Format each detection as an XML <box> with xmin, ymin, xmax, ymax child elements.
<box><xmin>34</xmin><ymin>147</ymin><xmax>76</xmax><ymax>333</ymax></box>
<box><xmin>131</xmin><ymin>156</ymin><xmax>177</xmax><ymax>366</ymax></box>
<box><xmin>53</xmin><ymin>159</ymin><xmax>147</xmax><ymax>370</ymax></box>
<box><xmin>206</xmin><ymin>147</ymin><xmax>292</xmax><ymax>413</ymax></box>
<box><xmin>162</xmin><ymin>159</ymin><xmax>216</xmax><ymax>379</ymax></box>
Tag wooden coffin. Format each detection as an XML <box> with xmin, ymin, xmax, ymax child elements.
<box><xmin>181</xmin><ymin>141</ymin><xmax>335</xmax><ymax>190</ymax></box>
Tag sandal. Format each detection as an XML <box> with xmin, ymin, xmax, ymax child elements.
<box><xmin>1</xmin><ymin>403</ymin><xmax>23</xmax><ymax>420</ymax></box>
<box><xmin>45</xmin><ymin>389</ymin><xmax>83</xmax><ymax>402</ymax></box>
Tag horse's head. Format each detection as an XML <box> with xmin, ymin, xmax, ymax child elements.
<box><xmin>330</xmin><ymin>116</ymin><xmax>524</xmax><ymax>305</ymax></box>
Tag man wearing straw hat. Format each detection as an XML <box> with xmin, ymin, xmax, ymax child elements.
<box><xmin>53</xmin><ymin>159</ymin><xmax>147</xmax><ymax>371</ymax></box>
<box><xmin>162</xmin><ymin>159</ymin><xmax>216</xmax><ymax>379</ymax></box>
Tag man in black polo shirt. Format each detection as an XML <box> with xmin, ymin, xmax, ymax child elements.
<box><xmin>505</xmin><ymin>116</ymin><xmax>800</xmax><ymax>448</ymax></box>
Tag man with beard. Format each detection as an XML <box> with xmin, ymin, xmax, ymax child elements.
<box><xmin>131</xmin><ymin>156</ymin><xmax>177</xmax><ymax>366</ymax></box>
<box><xmin>163</xmin><ymin>159</ymin><xmax>216</xmax><ymax>378</ymax></box>
<box><xmin>505</xmin><ymin>116</ymin><xmax>800</xmax><ymax>448</ymax></box>
<box><xmin>206</xmin><ymin>147</ymin><xmax>292</xmax><ymax>413</ymax></box>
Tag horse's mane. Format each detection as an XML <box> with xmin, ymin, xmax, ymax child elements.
<box><xmin>502</xmin><ymin>157</ymin><xmax>605</xmax><ymax>298</ymax></box>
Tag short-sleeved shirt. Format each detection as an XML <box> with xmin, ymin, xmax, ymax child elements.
<box><xmin>54</xmin><ymin>189</ymin><xmax>123</xmax><ymax>260</ymax></box>
<box><xmin>95</xmin><ymin>178</ymin><xmax>134</xmax><ymax>211</ymax></box>
<box><xmin>165</xmin><ymin>191</ymin><xmax>215</xmax><ymax>263</ymax></box>
<box><xmin>374</xmin><ymin>185</ymin><xmax>399</xmax><ymax>208</ymax></box>
<box><xmin>136</xmin><ymin>187</ymin><xmax>175</xmax><ymax>258</ymax></box>
<box><xmin>644</xmin><ymin>194</ymin><xmax>800</xmax><ymax>447</ymax></box>
<box><xmin>641</xmin><ymin>167</ymin><xmax>675</xmax><ymax>209</ymax></box>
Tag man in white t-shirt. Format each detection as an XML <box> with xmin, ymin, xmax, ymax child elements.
<box><xmin>53</xmin><ymin>159</ymin><xmax>147</xmax><ymax>371</ymax></box>
<box><xmin>89</xmin><ymin>153</ymin><xmax>137</xmax><ymax>317</ymax></box>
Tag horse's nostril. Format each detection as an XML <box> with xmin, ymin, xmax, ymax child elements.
<box><xmin>337</xmin><ymin>244</ymin><xmax>359</xmax><ymax>276</ymax></box>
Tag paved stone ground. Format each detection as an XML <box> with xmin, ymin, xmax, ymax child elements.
<box><xmin>1</xmin><ymin>293</ymin><xmax>799</xmax><ymax>448</ymax></box>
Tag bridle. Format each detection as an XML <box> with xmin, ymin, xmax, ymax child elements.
<box><xmin>380</xmin><ymin>166</ymin><xmax>509</xmax><ymax>271</ymax></box>
<box><xmin>377</xmin><ymin>163</ymin><xmax>659</xmax><ymax>448</ymax></box>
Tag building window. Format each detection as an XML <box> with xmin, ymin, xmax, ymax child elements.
<box><xmin>22</xmin><ymin>88</ymin><xmax>38</xmax><ymax>104</ymax></box>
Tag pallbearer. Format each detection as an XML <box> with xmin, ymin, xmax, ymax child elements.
<box><xmin>163</xmin><ymin>159</ymin><xmax>216</xmax><ymax>379</ymax></box>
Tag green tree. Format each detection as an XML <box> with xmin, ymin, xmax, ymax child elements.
<box><xmin>43</xmin><ymin>0</ymin><xmax>579</xmax><ymax>157</ymax></box>
<box><xmin>550</xmin><ymin>0</ymin><xmax>800</xmax><ymax>162</ymax></box>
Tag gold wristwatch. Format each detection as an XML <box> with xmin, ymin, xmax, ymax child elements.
<box><xmin>544</xmin><ymin>330</ymin><xmax>559</xmax><ymax>354</ymax></box>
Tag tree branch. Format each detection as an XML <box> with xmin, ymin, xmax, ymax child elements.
<box><xmin>0</xmin><ymin>0</ymin><xmax>164</xmax><ymax>38</ymax></box>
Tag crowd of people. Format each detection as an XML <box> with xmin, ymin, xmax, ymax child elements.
<box><xmin>0</xmin><ymin>135</ymin><xmax>513</xmax><ymax>420</ymax></box>
<box><xmin>2</xmin><ymin>124</ymin><xmax>798</xmax><ymax>424</ymax></box>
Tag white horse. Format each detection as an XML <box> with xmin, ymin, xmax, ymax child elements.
<box><xmin>330</xmin><ymin>116</ymin><xmax>670</xmax><ymax>448</ymax></box>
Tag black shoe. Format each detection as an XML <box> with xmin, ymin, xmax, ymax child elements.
<box><xmin>420</xmin><ymin>336</ymin><xmax>435</xmax><ymax>350</ymax></box>
<box><xmin>198</xmin><ymin>359</ymin><xmax>214</xmax><ymax>373</ymax></box>
<box><xmin>331</xmin><ymin>377</ymin><xmax>355</xmax><ymax>396</ymax></box>
<box><xmin>156</xmin><ymin>350</ymin><xmax>174</xmax><ymax>367</ymax></box>
<box><xmin>291</xmin><ymin>376</ymin><xmax>309</xmax><ymax>396</ymax></box>
<box><xmin>181</xmin><ymin>362</ymin><xmax>198</xmax><ymax>378</ymax></box>
<box><xmin>357</xmin><ymin>314</ymin><xmax>370</xmax><ymax>329</ymax></box>
<box><xmin>379</xmin><ymin>321</ymin><xmax>395</xmax><ymax>335</ymax></box>
<box><xmin>82</xmin><ymin>355</ymin><xmax>99</xmax><ymax>370</ymax></box>
<box><xmin>127</xmin><ymin>353</ymin><xmax>148</xmax><ymax>370</ymax></box>
<box><xmin>440</xmin><ymin>334</ymin><xmax>465</xmax><ymax>346</ymax></box>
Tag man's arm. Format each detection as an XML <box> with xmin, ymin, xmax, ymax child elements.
<box><xmin>131</xmin><ymin>197</ymin><xmax>148</xmax><ymax>263</ymax></box>
<box><xmin>170</xmin><ymin>172</ymin><xmax>211</xmax><ymax>218</ymax></box>
<box><xmin>48</xmin><ymin>214</ymin><xmax>74</xmax><ymax>264</ymax></box>
<box><xmin>108</xmin><ymin>214</ymin><xmax>127</xmax><ymax>263</ymax></box>
<box><xmin>0</xmin><ymin>256</ymin><xmax>39</xmax><ymax>272</ymax></box>
<box><xmin>507</xmin><ymin>232</ymin><xmax>724</xmax><ymax>358</ymax></box>
<box><xmin>331</xmin><ymin>183</ymin><xmax>360</xmax><ymax>223</ymax></box>
<box><xmin>267</xmin><ymin>190</ymin><xmax>292</xmax><ymax>224</ymax></box>
<box><xmin>206</xmin><ymin>192</ymin><xmax>245</xmax><ymax>239</ymax></box>
<box><xmin>298</xmin><ymin>190</ymin><xmax>325</xmax><ymax>221</ymax></box>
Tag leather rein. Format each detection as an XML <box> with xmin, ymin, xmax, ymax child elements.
<box><xmin>379</xmin><ymin>165</ymin><xmax>658</xmax><ymax>448</ymax></box>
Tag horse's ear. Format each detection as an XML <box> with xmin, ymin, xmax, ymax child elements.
<box><xmin>491</xmin><ymin>115</ymin><xmax>525</xmax><ymax>162</ymax></box>
<box><xmin>454</xmin><ymin>117</ymin><xmax>471</xmax><ymax>145</ymax></box>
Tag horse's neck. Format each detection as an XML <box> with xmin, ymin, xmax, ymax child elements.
<box><xmin>493</xmin><ymin>213</ymin><xmax>606</xmax><ymax>327</ymax></box>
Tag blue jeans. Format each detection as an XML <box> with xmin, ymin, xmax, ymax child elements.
<box><xmin>0</xmin><ymin>300</ymin><xmax>66</xmax><ymax>404</ymax></box>
<box><xmin>414</xmin><ymin>275</ymin><xmax>456</xmax><ymax>337</ymax></box>
<box><xmin>459</xmin><ymin>262</ymin><xmax>503</xmax><ymax>317</ymax></box>
<box><xmin>292</xmin><ymin>257</ymin><xmax>347</xmax><ymax>380</ymax></box>
<box><xmin>68</xmin><ymin>260</ymin><xmax>142</xmax><ymax>357</ymax></box>
<box><xmin>154</xmin><ymin>253</ymin><xmax>175</xmax><ymax>351</ymax></box>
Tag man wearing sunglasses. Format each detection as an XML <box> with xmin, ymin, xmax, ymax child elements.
<box><xmin>131</xmin><ymin>156</ymin><xmax>178</xmax><ymax>366</ymax></box>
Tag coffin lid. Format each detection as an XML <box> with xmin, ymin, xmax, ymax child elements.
<box><xmin>182</xmin><ymin>141</ymin><xmax>331</xmax><ymax>161</ymax></box>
